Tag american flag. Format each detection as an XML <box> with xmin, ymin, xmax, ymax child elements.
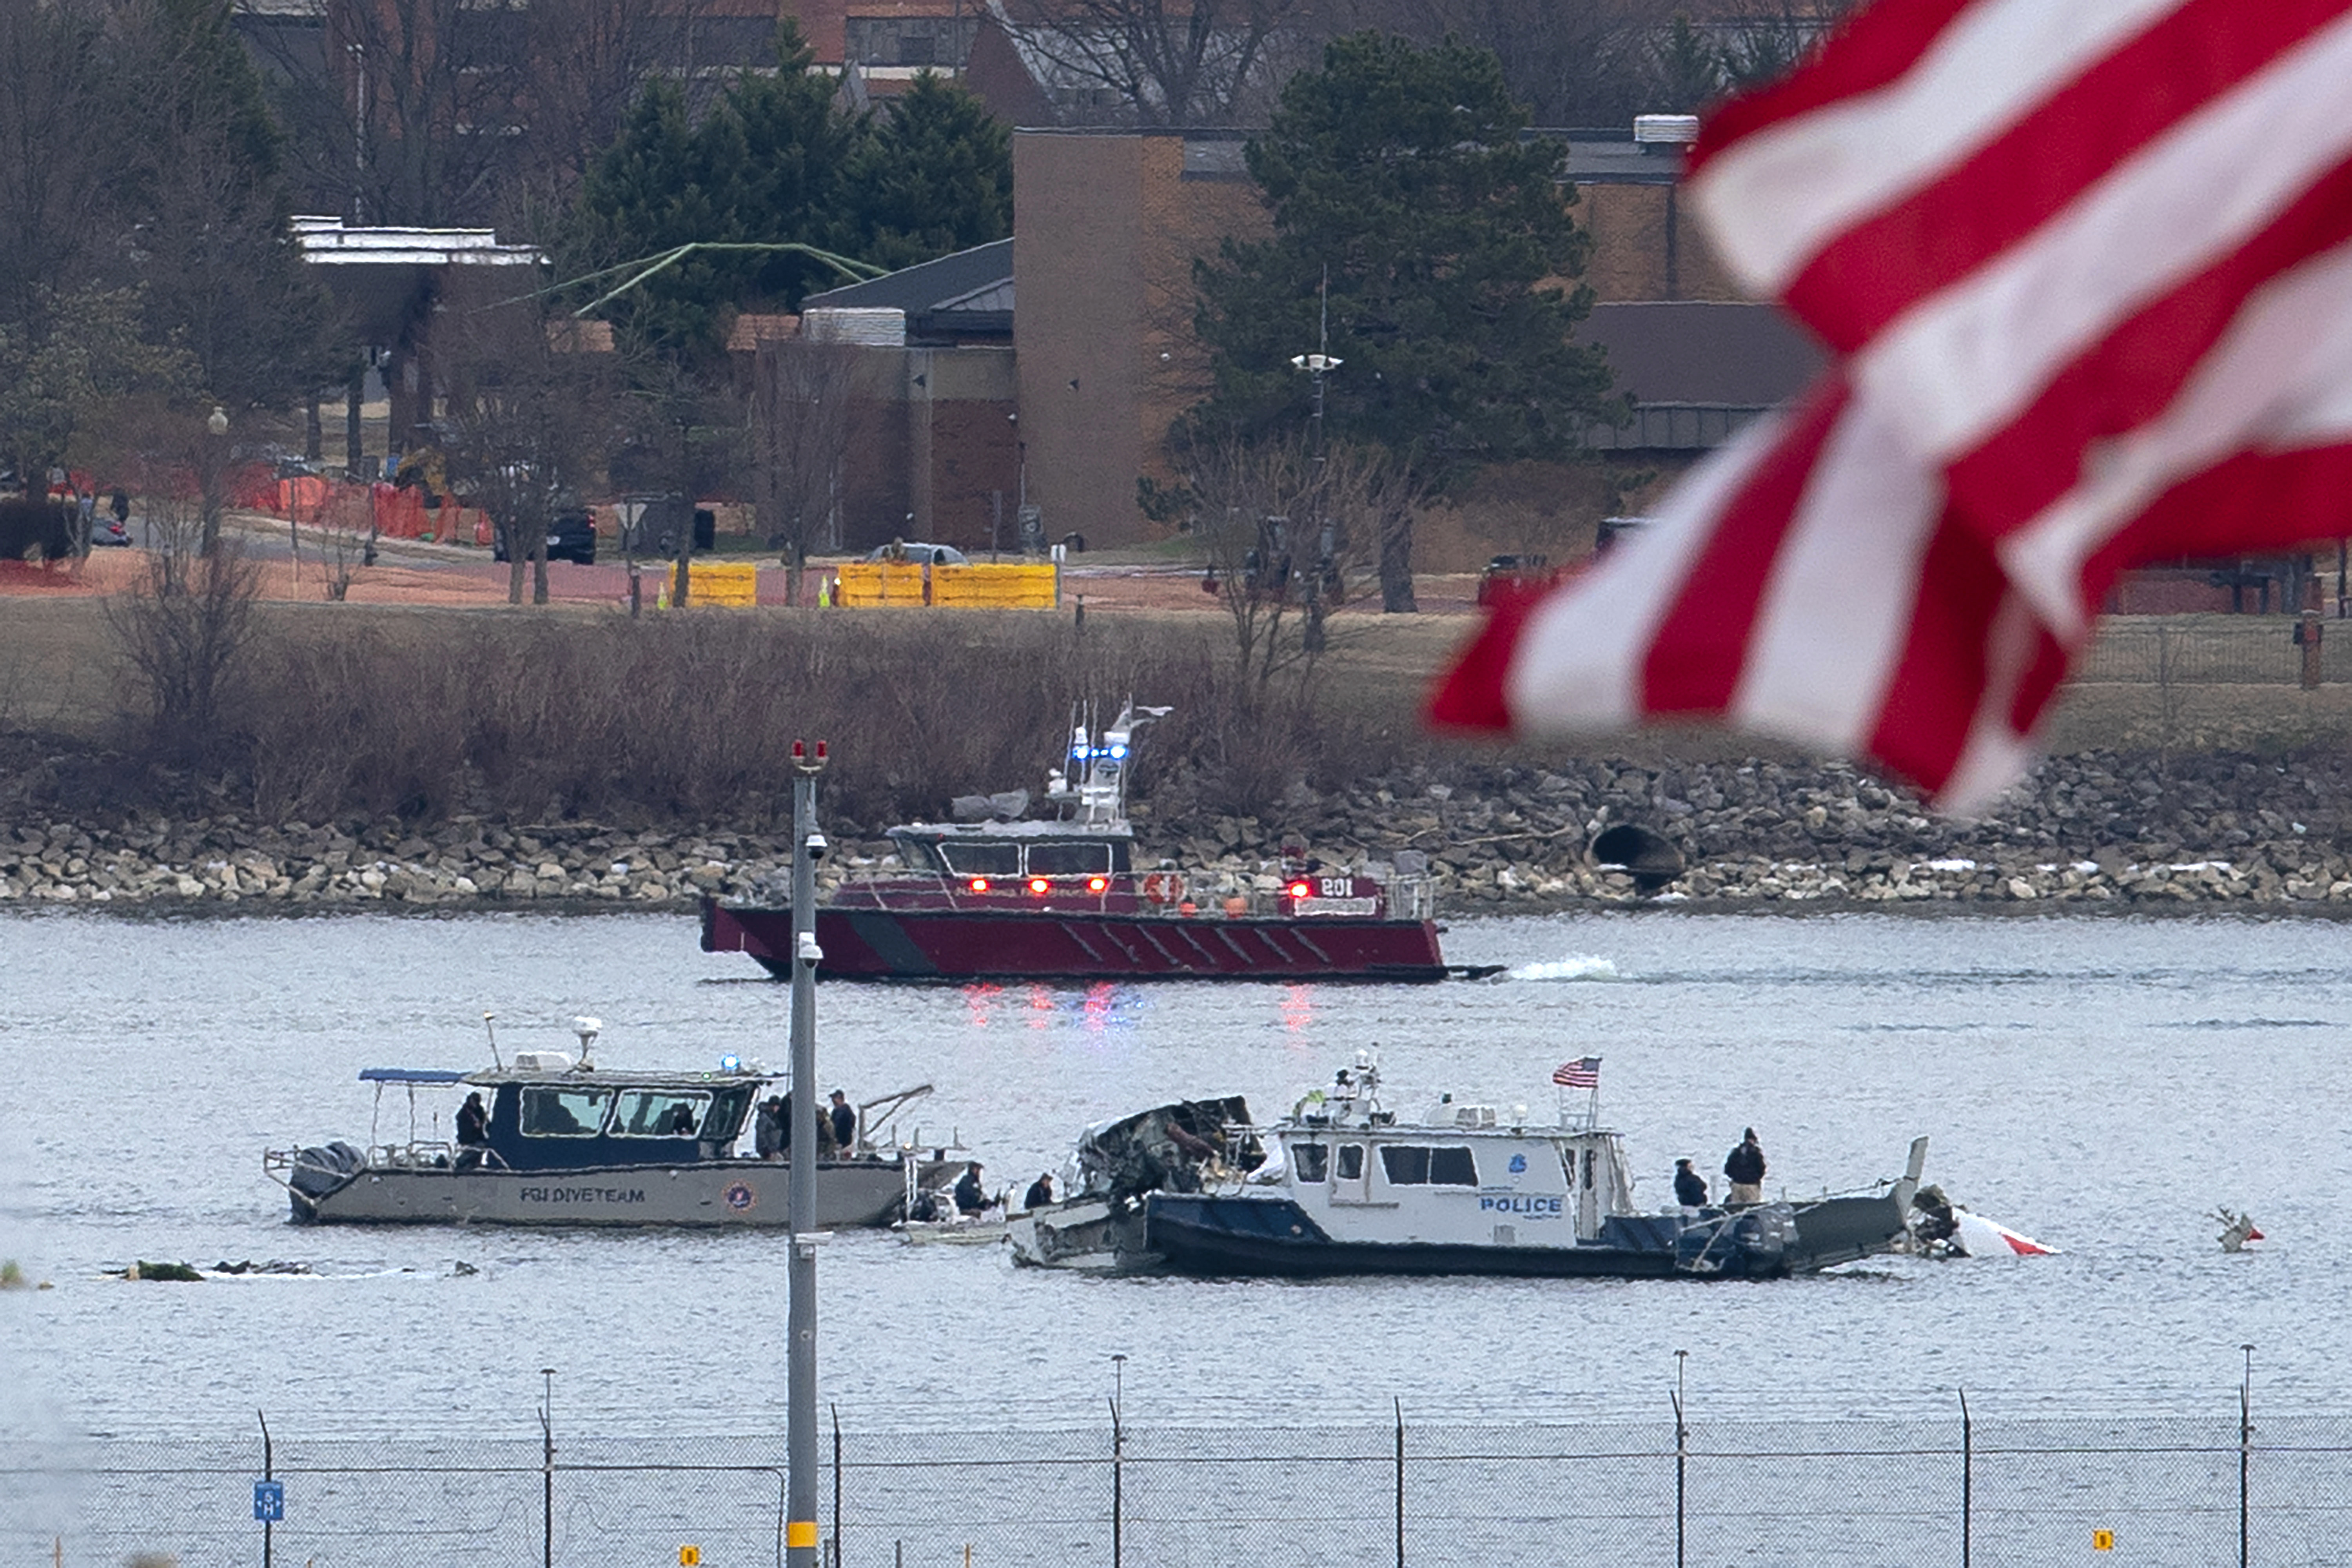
<box><xmin>1553</xmin><ymin>1056</ymin><xmax>1601</xmax><ymax>1089</ymax></box>
<box><xmin>1433</xmin><ymin>0</ymin><xmax>2352</xmax><ymax>811</ymax></box>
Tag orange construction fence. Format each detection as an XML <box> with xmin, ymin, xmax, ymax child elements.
<box><xmin>270</xmin><ymin>477</ymin><xmax>492</xmax><ymax>545</ymax></box>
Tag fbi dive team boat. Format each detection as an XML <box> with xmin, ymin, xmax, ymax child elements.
<box><xmin>1014</xmin><ymin>1055</ymin><xmax>1926</xmax><ymax>1279</ymax></box>
<box><xmin>702</xmin><ymin>704</ymin><xmax>1489</xmax><ymax>983</ymax></box>
<box><xmin>263</xmin><ymin>1018</ymin><xmax>961</xmax><ymax>1229</ymax></box>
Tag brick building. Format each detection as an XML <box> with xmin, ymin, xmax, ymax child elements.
<box><xmin>1003</xmin><ymin>119</ymin><xmax>1818</xmax><ymax>552</ymax></box>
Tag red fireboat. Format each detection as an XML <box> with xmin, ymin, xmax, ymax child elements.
<box><xmin>700</xmin><ymin>704</ymin><xmax>1488</xmax><ymax>983</ymax></box>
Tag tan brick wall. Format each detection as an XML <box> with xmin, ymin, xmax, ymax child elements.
<box><xmin>1014</xmin><ymin>133</ymin><xmax>1149</xmax><ymax>548</ymax></box>
<box><xmin>1576</xmin><ymin>183</ymin><xmax>1746</xmax><ymax>303</ymax></box>
<box><xmin>1014</xmin><ymin>131</ymin><xmax>1270</xmax><ymax>549</ymax></box>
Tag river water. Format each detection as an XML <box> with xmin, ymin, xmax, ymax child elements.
<box><xmin>0</xmin><ymin>907</ymin><xmax>2342</xmax><ymax>1437</ymax></box>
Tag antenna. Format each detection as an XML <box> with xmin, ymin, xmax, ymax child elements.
<box><xmin>483</xmin><ymin>1011</ymin><xmax>502</xmax><ymax>1069</ymax></box>
<box><xmin>572</xmin><ymin>1016</ymin><xmax>602</xmax><ymax>1066</ymax></box>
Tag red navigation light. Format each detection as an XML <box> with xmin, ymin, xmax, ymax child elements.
<box><xmin>1288</xmin><ymin>880</ymin><xmax>1311</xmax><ymax>898</ymax></box>
<box><xmin>791</xmin><ymin>740</ymin><xmax>806</xmax><ymax>761</ymax></box>
<box><xmin>1087</xmin><ymin>876</ymin><xmax>1108</xmax><ymax>893</ymax></box>
<box><xmin>967</xmin><ymin>877</ymin><xmax>990</xmax><ymax>893</ymax></box>
<box><xmin>1028</xmin><ymin>877</ymin><xmax>1050</xmax><ymax>895</ymax></box>
<box><xmin>816</xmin><ymin>740</ymin><xmax>828</xmax><ymax>761</ymax></box>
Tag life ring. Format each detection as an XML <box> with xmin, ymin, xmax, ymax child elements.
<box><xmin>1141</xmin><ymin>871</ymin><xmax>1185</xmax><ymax>905</ymax></box>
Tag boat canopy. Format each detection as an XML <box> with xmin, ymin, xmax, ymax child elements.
<box><xmin>358</xmin><ymin>1068</ymin><xmax>472</xmax><ymax>1084</ymax></box>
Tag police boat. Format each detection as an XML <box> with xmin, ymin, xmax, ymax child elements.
<box><xmin>1140</xmin><ymin>1054</ymin><xmax>1927</xmax><ymax>1280</ymax></box>
<box><xmin>263</xmin><ymin>1017</ymin><xmax>964</xmax><ymax>1229</ymax></box>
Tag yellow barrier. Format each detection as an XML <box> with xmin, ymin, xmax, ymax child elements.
<box><xmin>833</xmin><ymin>561</ymin><xmax>1058</xmax><ymax>609</ymax></box>
<box><xmin>676</xmin><ymin>561</ymin><xmax>759</xmax><ymax>607</ymax></box>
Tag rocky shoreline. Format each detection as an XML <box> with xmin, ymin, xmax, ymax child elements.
<box><xmin>5</xmin><ymin>748</ymin><xmax>2351</xmax><ymax>914</ymax></box>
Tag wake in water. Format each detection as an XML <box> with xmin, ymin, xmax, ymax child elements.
<box><xmin>1508</xmin><ymin>953</ymin><xmax>1621</xmax><ymax>983</ymax></box>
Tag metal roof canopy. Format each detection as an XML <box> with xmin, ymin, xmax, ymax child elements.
<box><xmin>293</xmin><ymin>216</ymin><xmax>543</xmax><ymax>347</ymax></box>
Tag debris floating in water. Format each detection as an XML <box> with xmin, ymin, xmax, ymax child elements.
<box><xmin>1509</xmin><ymin>954</ymin><xmax>1621</xmax><ymax>983</ymax></box>
<box><xmin>2216</xmin><ymin>1208</ymin><xmax>2265</xmax><ymax>1253</ymax></box>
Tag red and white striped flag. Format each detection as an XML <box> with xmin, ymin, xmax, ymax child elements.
<box><xmin>1432</xmin><ymin>0</ymin><xmax>2352</xmax><ymax>811</ymax></box>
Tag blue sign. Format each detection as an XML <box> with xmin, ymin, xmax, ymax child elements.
<box><xmin>253</xmin><ymin>1481</ymin><xmax>284</xmax><ymax>1523</ymax></box>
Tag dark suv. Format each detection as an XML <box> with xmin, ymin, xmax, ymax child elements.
<box><xmin>494</xmin><ymin>510</ymin><xmax>597</xmax><ymax>565</ymax></box>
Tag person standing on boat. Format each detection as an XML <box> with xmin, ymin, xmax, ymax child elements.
<box><xmin>755</xmin><ymin>1096</ymin><xmax>785</xmax><ymax>1160</ymax></box>
<box><xmin>1673</xmin><ymin>1158</ymin><xmax>1708</xmax><ymax>1208</ymax></box>
<box><xmin>1723</xmin><ymin>1129</ymin><xmax>1767</xmax><ymax>1206</ymax></box>
<box><xmin>456</xmin><ymin>1092</ymin><xmax>490</xmax><ymax>1170</ymax></box>
<box><xmin>1024</xmin><ymin>1172</ymin><xmax>1054</xmax><ymax>1210</ymax></box>
<box><xmin>953</xmin><ymin>1161</ymin><xmax>988</xmax><ymax>1215</ymax></box>
<box><xmin>828</xmin><ymin>1090</ymin><xmax>857</xmax><ymax>1152</ymax></box>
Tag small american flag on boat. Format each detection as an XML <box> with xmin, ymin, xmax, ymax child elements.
<box><xmin>1552</xmin><ymin>1056</ymin><xmax>1601</xmax><ymax>1089</ymax></box>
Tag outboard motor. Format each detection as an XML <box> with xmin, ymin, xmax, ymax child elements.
<box><xmin>285</xmin><ymin>1141</ymin><xmax>367</xmax><ymax>1217</ymax></box>
<box><xmin>1675</xmin><ymin>1205</ymin><xmax>1794</xmax><ymax>1276</ymax></box>
<box><xmin>1588</xmin><ymin>824</ymin><xmax>1686</xmax><ymax>893</ymax></box>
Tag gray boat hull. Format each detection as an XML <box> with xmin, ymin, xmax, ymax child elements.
<box><xmin>287</xmin><ymin>1157</ymin><xmax>948</xmax><ymax>1229</ymax></box>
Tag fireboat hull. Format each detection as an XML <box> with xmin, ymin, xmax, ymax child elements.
<box><xmin>702</xmin><ymin>899</ymin><xmax>1458</xmax><ymax>982</ymax></box>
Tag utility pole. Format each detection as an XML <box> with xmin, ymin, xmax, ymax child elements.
<box><xmin>787</xmin><ymin>739</ymin><xmax>829</xmax><ymax>1568</ymax></box>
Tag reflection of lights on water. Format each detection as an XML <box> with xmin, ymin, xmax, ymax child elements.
<box><xmin>962</xmin><ymin>982</ymin><xmax>1004</xmax><ymax>1027</ymax></box>
<box><xmin>1281</xmin><ymin>985</ymin><xmax>1315</xmax><ymax>1033</ymax></box>
<box><xmin>952</xmin><ymin>981</ymin><xmax>1143</xmax><ymax>1033</ymax></box>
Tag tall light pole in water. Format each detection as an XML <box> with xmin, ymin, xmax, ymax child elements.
<box><xmin>788</xmin><ymin>738</ymin><xmax>829</xmax><ymax>1568</ymax></box>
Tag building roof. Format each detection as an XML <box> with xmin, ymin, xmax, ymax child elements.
<box><xmin>802</xmin><ymin>238</ymin><xmax>1015</xmax><ymax>338</ymax></box>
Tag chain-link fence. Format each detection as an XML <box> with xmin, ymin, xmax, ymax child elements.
<box><xmin>10</xmin><ymin>1399</ymin><xmax>2351</xmax><ymax>1568</ymax></box>
<box><xmin>2073</xmin><ymin>618</ymin><xmax>2352</xmax><ymax>685</ymax></box>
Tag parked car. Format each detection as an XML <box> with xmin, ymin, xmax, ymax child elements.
<box><xmin>493</xmin><ymin>510</ymin><xmax>596</xmax><ymax>565</ymax></box>
<box><xmin>1474</xmin><ymin>553</ymin><xmax>1561</xmax><ymax>606</ymax></box>
<box><xmin>89</xmin><ymin>516</ymin><xmax>132</xmax><ymax>548</ymax></box>
<box><xmin>865</xmin><ymin>542</ymin><xmax>969</xmax><ymax>566</ymax></box>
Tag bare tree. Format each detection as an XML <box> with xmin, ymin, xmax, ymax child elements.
<box><xmin>753</xmin><ymin>334</ymin><xmax>858</xmax><ymax>605</ymax></box>
<box><xmin>105</xmin><ymin>423</ymin><xmax>264</xmax><ymax>760</ymax></box>
<box><xmin>251</xmin><ymin>0</ymin><xmax>732</xmax><ymax>225</ymax></box>
<box><xmin>1168</xmin><ymin>430</ymin><xmax>1413</xmax><ymax>694</ymax></box>
<box><xmin>434</xmin><ymin>276</ymin><xmax>614</xmax><ymax>604</ymax></box>
<box><xmin>998</xmin><ymin>0</ymin><xmax>1309</xmax><ymax>127</ymax></box>
<box><xmin>620</xmin><ymin>357</ymin><xmax>745</xmax><ymax>609</ymax></box>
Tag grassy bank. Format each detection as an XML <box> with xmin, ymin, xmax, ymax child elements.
<box><xmin>7</xmin><ymin>597</ymin><xmax>2352</xmax><ymax>833</ymax></box>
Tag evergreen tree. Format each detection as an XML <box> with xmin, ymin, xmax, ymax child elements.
<box><xmin>1191</xmin><ymin>34</ymin><xmax>1622</xmax><ymax>488</ymax></box>
<box><xmin>845</xmin><ymin>73</ymin><xmax>1012</xmax><ymax>272</ymax></box>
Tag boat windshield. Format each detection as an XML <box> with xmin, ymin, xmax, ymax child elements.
<box><xmin>610</xmin><ymin>1087</ymin><xmax>710</xmax><ymax>1137</ymax></box>
<box><xmin>940</xmin><ymin>842</ymin><xmax>1020</xmax><ymax>877</ymax></box>
<box><xmin>1027</xmin><ymin>841</ymin><xmax>1112</xmax><ymax>875</ymax></box>
<box><xmin>520</xmin><ymin>1086</ymin><xmax>612</xmax><ymax>1137</ymax></box>
<box><xmin>1294</xmin><ymin>1143</ymin><xmax>1329</xmax><ymax>1183</ymax></box>
<box><xmin>894</xmin><ymin>838</ymin><xmax>947</xmax><ymax>873</ymax></box>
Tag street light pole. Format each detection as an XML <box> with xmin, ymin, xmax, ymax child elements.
<box><xmin>1289</xmin><ymin>269</ymin><xmax>1342</xmax><ymax>652</ymax></box>
<box><xmin>787</xmin><ymin>739</ymin><xmax>829</xmax><ymax>1568</ymax></box>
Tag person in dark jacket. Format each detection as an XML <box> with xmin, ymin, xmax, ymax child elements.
<box><xmin>1723</xmin><ymin>1129</ymin><xmax>1767</xmax><ymax>1205</ymax></box>
<box><xmin>828</xmin><ymin>1090</ymin><xmax>857</xmax><ymax>1152</ymax></box>
<box><xmin>755</xmin><ymin>1097</ymin><xmax>785</xmax><ymax>1160</ymax></box>
<box><xmin>953</xmin><ymin>1161</ymin><xmax>988</xmax><ymax>1215</ymax></box>
<box><xmin>455</xmin><ymin>1091</ymin><xmax>490</xmax><ymax>1169</ymax></box>
<box><xmin>1672</xmin><ymin>1158</ymin><xmax>1708</xmax><ymax>1208</ymax></box>
<box><xmin>1024</xmin><ymin>1172</ymin><xmax>1055</xmax><ymax>1210</ymax></box>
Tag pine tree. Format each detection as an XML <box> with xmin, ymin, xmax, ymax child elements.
<box><xmin>1192</xmin><ymin>34</ymin><xmax>1622</xmax><ymax>485</ymax></box>
<box><xmin>844</xmin><ymin>73</ymin><xmax>1012</xmax><ymax>272</ymax></box>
